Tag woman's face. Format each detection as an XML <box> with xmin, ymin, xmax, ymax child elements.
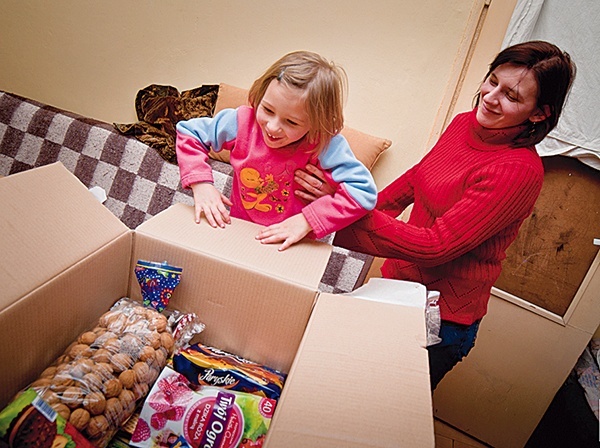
<box><xmin>476</xmin><ymin>63</ymin><xmax>548</xmax><ymax>129</ymax></box>
<box><xmin>256</xmin><ymin>79</ymin><xmax>311</xmax><ymax>148</ymax></box>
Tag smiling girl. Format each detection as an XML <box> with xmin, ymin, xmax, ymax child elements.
<box><xmin>175</xmin><ymin>51</ymin><xmax>376</xmax><ymax>251</ymax></box>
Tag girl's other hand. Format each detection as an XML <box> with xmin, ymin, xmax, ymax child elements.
<box><xmin>294</xmin><ymin>164</ymin><xmax>335</xmax><ymax>202</ymax></box>
<box><xmin>255</xmin><ymin>214</ymin><xmax>312</xmax><ymax>251</ymax></box>
<box><xmin>190</xmin><ymin>182</ymin><xmax>232</xmax><ymax>228</ymax></box>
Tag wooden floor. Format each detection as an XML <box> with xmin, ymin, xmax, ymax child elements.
<box><xmin>434</xmin><ymin>419</ymin><xmax>491</xmax><ymax>448</ymax></box>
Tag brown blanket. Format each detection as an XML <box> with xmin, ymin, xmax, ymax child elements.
<box><xmin>114</xmin><ymin>84</ymin><xmax>219</xmax><ymax>164</ymax></box>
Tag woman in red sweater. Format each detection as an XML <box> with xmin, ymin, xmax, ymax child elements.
<box><xmin>295</xmin><ymin>41</ymin><xmax>576</xmax><ymax>390</ymax></box>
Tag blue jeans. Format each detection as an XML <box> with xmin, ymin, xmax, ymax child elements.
<box><xmin>427</xmin><ymin>319</ymin><xmax>481</xmax><ymax>391</ymax></box>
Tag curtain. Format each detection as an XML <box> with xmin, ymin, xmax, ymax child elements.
<box><xmin>502</xmin><ymin>0</ymin><xmax>600</xmax><ymax>171</ymax></box>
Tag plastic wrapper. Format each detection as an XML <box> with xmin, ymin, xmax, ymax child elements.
<box><xmin>173</xmin><ymin>344</ymin><xmax>286</xmax><ymax>400</ymax></box>
<box><xmin>12</xmin><ymin>298</ymin><xmax>200</xmax><ymax>448</ymax></box>
<box><xmin>130</xmin><ymin>366</ymin><xmax>276</xmax><ymax>448</ymax></box>
<box><xmin>425</xmin><ymin>291</ymin><xmax>442</xmax><ymax>347</ymax></box>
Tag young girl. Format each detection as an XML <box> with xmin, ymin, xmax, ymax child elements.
<box><xmin>175</xmin><ymin>50</ymin><xmax>377</xmax><ymax>251</ymax></box>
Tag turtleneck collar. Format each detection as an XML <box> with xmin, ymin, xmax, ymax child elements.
<box><xmin>466</xmin><ymin>107</ymin><xmax>529</xmax><ymax>150</ymax></box>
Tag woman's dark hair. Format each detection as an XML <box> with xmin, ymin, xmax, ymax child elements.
<box><xmin>475</xmin><ymin>40</ymin><xmax>576</xmax><ymax>146</ymax></box>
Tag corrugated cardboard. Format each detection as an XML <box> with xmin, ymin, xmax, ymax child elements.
<box><xmin>0</xmin><ymin>162</ymin><xmax>434</xmax><ymax>446</ymax></box>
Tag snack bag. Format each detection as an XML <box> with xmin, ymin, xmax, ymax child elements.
<box><xmin>135</xmin><ymin>260</ymin><xmax>183</xmax><ymax>312</ymax></box>
<box><xmin>173</xmin><ymin>344</ymin><xmax>286</xmax><ymax>400</ymax></box>
<box><xmin>19</xmin><ymin>298</ymin><xmax>179</xmax><ymax>447</ymax></box>
<box><xmin>0</xmin><ymin>388</ymin><xmax>94</xmax><ymax>447</ymax></box>
<box><xmin>130</xmin><ymin>367</ymin><xmax>276</xmax><ymax>448</ymax></box>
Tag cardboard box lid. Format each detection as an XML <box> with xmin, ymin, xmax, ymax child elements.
<box><xmin>0</xmin><ymin>162</ymin><xmax>129</xmax><ymax>311</ymax></box>
<box><xmin>136</xmin><ymin>203</ymin><xmax>333</xmax><ymax>291</ymax></box>
<box><xmin>266</xmin><ymin>278</ymin><xmax>434</xmax><ymax>447</ymax></box>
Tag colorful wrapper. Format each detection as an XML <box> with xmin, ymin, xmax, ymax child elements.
<box><xmin>135</xmin><ymin>260</ymin><xmax>182</xmax><ymax>312</ymax></box>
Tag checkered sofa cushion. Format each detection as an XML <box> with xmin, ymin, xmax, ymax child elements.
<box><xmin>0</xmin><ymin>90</ymin><xmax>373</xmax><ymax>293</ymax></box>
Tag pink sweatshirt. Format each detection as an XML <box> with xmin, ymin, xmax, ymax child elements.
<box><xmin>176</xmin><ymin>106</ymin><xmax>377</xmax><ymax>238</ymax></box>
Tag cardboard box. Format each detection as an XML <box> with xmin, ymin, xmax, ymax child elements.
<box><xmin>0</xmin><ymin>162</ymin><xmax>434</xmax><ymax>447</ymax></box>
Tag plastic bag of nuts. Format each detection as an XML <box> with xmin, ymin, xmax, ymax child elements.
<box><xmin>24</xmin><ymin>298</ymin><xmax>192</xmax><ymax>447</ymax></box>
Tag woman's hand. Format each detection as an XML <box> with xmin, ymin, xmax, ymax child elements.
<box><xmin>294</xmin><ymin>164</ymin><xmax>336</xmax><ymax>202</ymax></box>
<box><xmin>190</xmin><ymin>182</ymin><xmax>233</xmax><ymax>228</ymax></box>
<box><xmin>255</xmin><ymin>214</ymin><xmax>312</xmax><ymax>251</ymax></box>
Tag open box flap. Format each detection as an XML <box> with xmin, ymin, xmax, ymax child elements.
<box><xmin>0</xmin><ymin>162</ymin><xmax>129</xmax><ymax>312</ymax></box>
<box><xmin>135</xmin><ymin>203</ymin><xmax>333</xmax><ymax>291</ymax></box>
<box><xmin>266</xmin><ymin>285</ymin><xmax>434</xmax><ymax>447</ymax></box>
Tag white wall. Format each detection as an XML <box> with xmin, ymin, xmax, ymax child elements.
<box><xmin>1</xmin><ymin>0</ymin><xmax>482</xmax><ymax>188</ymax></box>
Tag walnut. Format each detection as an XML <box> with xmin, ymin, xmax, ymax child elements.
<box><xmin>51</xmin><ymin>403</ymin><xmax>71</xmax><ymax>421</ymax></box>
<box><xmin>159</xmin><ymin>332</ymin><xmax>175</xmax><ymax>353</ymax></box>
<box><xmin>78</xmin><ymin>331</ymin><xmax>97</xmax><ymax>345</ymax></box>
<box><xmin>51</xmin><ymin>374</ymin><xmax>74</xmax><ymax>390</ymax></box>
<box><xmin>81</xmin><ymin>372</ymin><xmax>103</xmax><ymax>392</ymax></box>
<box><xmin>118</xmin><ymin>369</ymin><xmax>136</xmax><ymax>389</ymax></box>
<box><xmin>86</xmin><ymin>414</ymin><xmax>109</xmax><ymax>439</ymax></box>
<box><xmin>132</xmin><ymin>382</ymin><xmax>149</xmax><ymax>401</ymax></box>
<box><xmin>147</xmin><ymin>366</ymin><xmax>159</xmax><ymax>384</ymax></box>
<box><xmin>91</xmin><ymin>348</ymin><xmax>111</xmax><ymax>364</ymax></box>
<box><xmin>110</xmin><ymin>353</ymin><xmax>133</xmax><ymax>373</ymax></box>
<box><xmin>133</xmin><ymin>362</ymin><xmax>150</xmax><ymax>384</ymax></box>
<box><xmin>69</xmin><ymin>343</ymin><xmax>92</xmax><ymax>359</ymax></box>
<box><xmin>118</xmin><ymin>389</ymin><xmax>136</xmax><ymax>414</ymax></box>
<box><xmin>70</xmin><ymin>359</ymin><xmax>95</xmax><ymax>379</ymax></box>
<box><xmin>40</xmin><ymin>389</ymin><xmax>59</xmax><ymax>405</ymax></box>
<box><xmin>30</xmin><ymin>378</ymin><xmax>52</xmax><ymax>389</ymax></box>
<box><xmin>92</xmin><ymin>326</ymin><xmax>107</xmax><ymax>336</ymax></box>
<box><xmin>120</xmin><ymin>333</ymin><xmax>144</xmax><ymax>357</ymax></box>
<box><xmin>103</xmin><ymin>378</ymin><xmax>122</xmax><ymax>398</ymax></box>
<box><xmin>104</xmin><ymin>397</ymin><xmax>124</xmax><ymax>426</ymax></box>
<box><xmin>138</xmin><ymin>346</ymin><xmax>156</xmax><ymax>364</ymax></box>
<box><xmin>154</xmin><ymin>348</ymin><xmax>167</xmax><ymax>367</ymax></box>
<box><xmin>105</xmin><ymin>314</ymin><xmax>129</xmax><ymax>333</ymax></box>
<box><xmin>147</xmin><ymin>332</ymin><xmax>161</xmax><ymax>350</ymax></box>
<box><xmin>83</xmin><ymin>391</ymin><xmax>106</xmax><ymax>415</ymax></box>
<box><xmin>60</xmin><ymin>386</ymin><xmax>84</xmax><ymax>408</ymax></box>
<box><xmin>40</xmin><ymin>366</ymin><xmax>57</xmax><ymax>378</ymax></box>
<box><xmin>94</xmin><ymin>362</ymin><xmax>114</xmax><ymax>380</ymax></box>
<box><xmin>150</xmin><ymin>314</ymin><xmax>168</xmax><ymax>332</ymax></box>
<box><xmin>69</xmin><ymin>408</ymin><xmax>91</xmax><ymax>431</ymax></box>
<box><xmin>102</xmin><ymin>337</ymin><xmax>121</xmax><ymax>354</ymax></box>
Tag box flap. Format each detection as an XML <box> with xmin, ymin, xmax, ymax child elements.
<box><xmin>266</xmin><ymin>280</ymin><xmax>434</xmax><ymax>447</ymax></box>
<box><xmin>0</xmin><ymin>162</ymin><xmax>128</xmax><ymax>311</ymax></box>
<box><xmin>135</xmin><ymin>203</ymin><xmax>333</xmax><ymax>291</ymax></box>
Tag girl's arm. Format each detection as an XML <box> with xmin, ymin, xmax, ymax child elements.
<box><xmin>176</xmin><ymin>108</ymin><xmax>238</xmax><ymax>226</ymax></box>
<box><xmin>175</xmin><ymin>108</ymin><xmax>238</xmax><ymax>189</ymax></box>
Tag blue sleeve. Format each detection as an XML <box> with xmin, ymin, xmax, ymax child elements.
<box><xmin>318</xmin><ymin>134</ymin><xmax>378</xmax><ymax>210</ymax></box>
<box><xmin>176</xmin><ymin>108</ymin><xmax>238</xmax><ymax>152</ymax></box>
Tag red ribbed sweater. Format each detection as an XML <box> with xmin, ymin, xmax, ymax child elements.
<box><xmin>334</xmin><ymin>109</ymin><xmax>544</xmax><ymax>325</ymax></box>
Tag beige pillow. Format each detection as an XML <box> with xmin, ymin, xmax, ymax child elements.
<box><xmin>209</xmin><ymin>83</ymin><xmax>391</xmax><ymax>170</ymax></box>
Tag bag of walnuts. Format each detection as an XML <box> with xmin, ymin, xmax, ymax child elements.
<box><xmin>18</xmin><ymin>298</ymin><xmax>181</xmax><ymax>447</ymax></box>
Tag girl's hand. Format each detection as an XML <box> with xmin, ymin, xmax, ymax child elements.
<box><xmin>256</xmin><ymin>214</ymin><xmax>312</xmax><ymax>251</ymax></box>
<box><xmin>294</xmin><ymin>164</ymin><xmax>336</xmax><ymax>202</ymax></box>
<box><xmin>190</xmin><ymin>182</ymin><xmax>233</xmax><ymax>228</ymax></box>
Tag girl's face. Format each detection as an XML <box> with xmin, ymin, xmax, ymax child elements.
<box><xmin>256</xmin><ymin>79</ymin><xmax>311</xmax><ymax>148</ymax></box>
<box><xmin>476</xmin><ymin>63</ymin><xmax>548</xmax><ymax>129</ymax></box>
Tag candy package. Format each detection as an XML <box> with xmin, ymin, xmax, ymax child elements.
<box><xmin>135</xmin><ymin>260</ymin><xmax>183</xmax><ymax>312</ymax></box>
<box><xmin>173</xmin><ymin>344</ymin><xmax>286</xmax><ymax>400</ymax></box>
<box><xmin>130</xmin><ymin>366</ymin><xmax>276</xmax><ymax>448</ymax></box>
<box><xmin>0</xmin><ymin>388</ymin><xmax>94</xmax><ymax>448</ymax></box>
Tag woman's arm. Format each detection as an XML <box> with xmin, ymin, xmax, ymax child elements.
<box><xmin>335</xmin><ymin>162</ymin><xmax>543</xmax><ymax>266</ymax></box>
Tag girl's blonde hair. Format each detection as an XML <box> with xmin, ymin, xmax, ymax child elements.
<box><xmin>248</xmin><ymin>50</ymin><xmax>348</xmax><ymax>153</ymax></box>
